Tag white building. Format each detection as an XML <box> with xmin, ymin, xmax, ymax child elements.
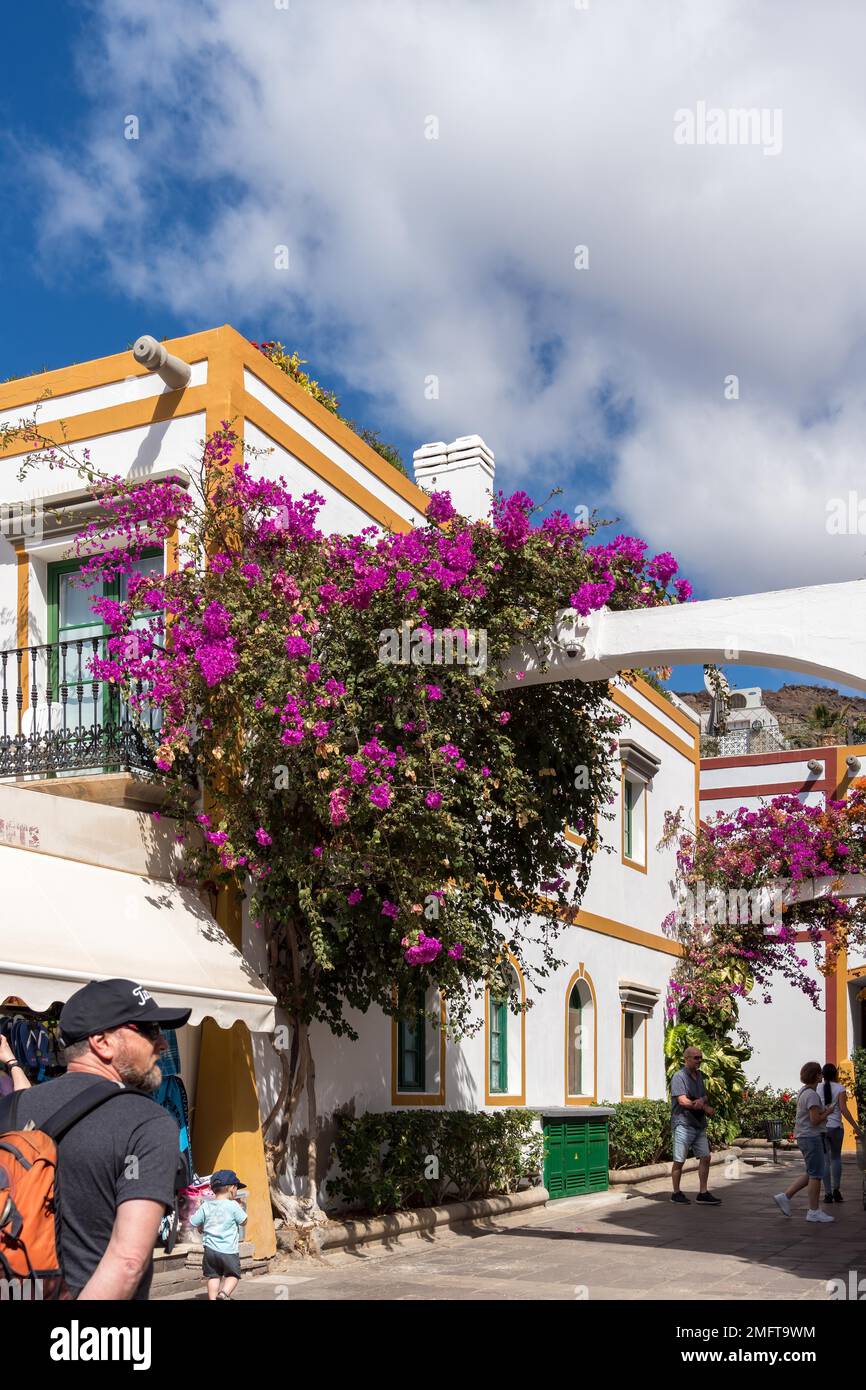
<box><xmin>0</xmin><ymin>325</ymin><xmax>703</xmax><ymax>1237</ymax></box>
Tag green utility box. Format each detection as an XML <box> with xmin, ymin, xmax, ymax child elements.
<box><xmin>540</xmin><ymin>1107</ymin><xmax>614</xmax><ymax>1199</ymax></box>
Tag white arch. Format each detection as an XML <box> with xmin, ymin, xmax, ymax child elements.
<box><xmin>500</xmin><ymin>578</ymin><xmax>866</xmax><ymax>693</ymax></box>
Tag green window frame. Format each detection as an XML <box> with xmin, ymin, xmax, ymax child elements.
<box><xmin>489</xmin><ymin>996</ymin><xmax>508</xmax><ymax>1094</ymax></box>
<box><xmin>397</xmin><ymin>997</ymin><xmax>426</xmax><ymax>1091</ymax></box>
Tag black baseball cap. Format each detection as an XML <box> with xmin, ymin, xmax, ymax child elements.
<box><xmin>211</xmin><ymin>1169</ymin><xmax>245</xmax><ymax>1188</ymax></box>
<box><xmin>59</xmin><ymin>978</ymin><xmax>192</xmax><ymax>1045</ymax></box>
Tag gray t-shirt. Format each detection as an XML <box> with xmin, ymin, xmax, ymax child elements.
<box><xmin>670</xmin><ymin>1066</ymin><xmax>708</xmax><ymax>1131</ymax></box>
<box><xmin>794</xmin><ymin>1086</ymin><xmax>827</xmax><ymax>1139</ymax></box>
<box><xmin>9</xmin><ymin>1071</ymin><xmax>180</xmax><ymax>1299</ymax></box>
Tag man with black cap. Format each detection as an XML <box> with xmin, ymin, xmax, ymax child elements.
<box><xmin>6</xmin><ymin>977</ymin><xmax>190</xmax><ymax>1300</ymax></box>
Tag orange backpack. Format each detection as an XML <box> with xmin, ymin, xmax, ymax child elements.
<box><xmin>0</xmin><ymin>1081</ymin><xmax>139</xmax><ymax>1299</ymax></box>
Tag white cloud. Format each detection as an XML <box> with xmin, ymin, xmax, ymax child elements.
<box><xmin>24</xmin><ymin>0</ymin><xmax>866</xmax><ymax>596</ymax></box>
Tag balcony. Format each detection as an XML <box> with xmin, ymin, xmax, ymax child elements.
<box><xmin>0</xmin><ymin>640</ymin><xmax>185</xmax><ymax>809</ymax></box>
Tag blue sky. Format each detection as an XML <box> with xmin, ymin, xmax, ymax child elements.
<box><xmin>3</xmin><ymin>0</ymin><xmax>865</xmax><ymax>701</ymax></box>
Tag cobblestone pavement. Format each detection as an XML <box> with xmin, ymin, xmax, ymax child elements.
<box><xmin>163</xmin><ymin>1155</ymin><xmax>866</xmax><ymax>1301</ymax></box>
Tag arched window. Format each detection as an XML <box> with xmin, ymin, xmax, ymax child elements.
<box><xmin>486</xmin><ymin>962</ymin><xmax>525</xmax><ymax>1104</ymax></box>
<box><xmin>567</xmin><ymin>977</ymin><xmax>594</xmax><ymax>1098</ymax></box>
<box><xmin>489</xmin><ymin>994</ymin><xmax>508</xmax><ymax>1094</ymax></box>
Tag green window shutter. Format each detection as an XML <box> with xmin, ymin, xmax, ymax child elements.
<box><xmin>397</xmin><ymin>999</ymin><xmax>426</xmax><ymax>1091</ymax></box>
<box><xmin>489</xmin><ymin>997</ymin><xmax>508</xmax><ymax>1094</ymax></box>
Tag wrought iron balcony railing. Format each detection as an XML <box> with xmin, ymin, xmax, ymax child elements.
<box><xmin>0</xmin><ymin>639</ymin><xmax>165</xmax><ymax>781</ymax></box>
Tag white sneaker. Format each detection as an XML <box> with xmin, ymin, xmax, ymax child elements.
<box><xmin>773</xmin><ymin>1193</ymin><xmax>791</xmax><ymax>1217</ymax></box>
<box><xmin>806</xmin><ymin>1208</ymin><xmax>834</xmax><ymax>1223</ymax></box>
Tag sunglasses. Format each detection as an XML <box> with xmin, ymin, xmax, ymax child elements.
<box><xmin>120</xmin><ymin>1020</ymin><xmax>164</xmax><ymax>1041</ymax></box>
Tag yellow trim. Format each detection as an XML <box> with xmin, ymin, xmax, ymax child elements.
<box><xmin>556</xmin><ymin>902</ymin><xmax>683</xmax><ymax>957</ymax></box>
<box><xmin>0</xmin><ymin>328</ymin><xmax>218</xmax><ymax>412</ymax></box>
<box><xmin>243</xmin><ymin>392</ymin><xmax>414</xmax><ymax>536</ymax></box>
<box><xmin>0</xmin><ymin>387</ymin><xmax>210</xmax><ymax>460</ymax></box>
<box><xmin>15</xmin><ymin>553</ymin><xmax>28</xmax><ymax>672</ymax></box>
<box><xmin>621</xmin><ymin>766</ymin><xmax>648</xmax><ymax>873</ymax></box>
<box><xmin>235</xmin><ymin>331</ymin><xmax>429</xmax><ymax>514</ymax></box>
<box><xmin>564</xmin><ymin>966</ymin><xmax>597</xmax><ymax>1104</ymax></box>
<box><xmin>390</xmin><ymin>992</ymin><xmax>447</xmax><ymax>1106</ymax></box>
<box><xmin>610</xmin><ymin>687</ymin><xmax>696</xmax><ymax>763</ymax></box>
<box><xmin>484</xmin><ymin>955</ymin><xmax>526</xmax><ymax>1106</ymax></box>
<box><xmin>622</xmin><ymin>672</ymin><xmax>701</xmax><ymax>739</ymax></box>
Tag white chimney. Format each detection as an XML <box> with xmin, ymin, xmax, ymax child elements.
<box><xmin>413</xmin><ymin>434</ymin><xmax>495</xmax><ymax>522</ymax></box>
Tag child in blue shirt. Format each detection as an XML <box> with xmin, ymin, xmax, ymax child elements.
<box><xmin>190</xmin><ymin>1168</ymin><xmax>248</xmax><ymax>1300</ymax></box>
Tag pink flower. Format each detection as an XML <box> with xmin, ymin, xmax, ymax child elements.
<box><xmin>370</xmin><ymin>784</ymin><xmax>392</xmax><ymax>810</ymax></box>
<box><xmin>255</xmin><ymin>828</ymin><xmax>272</xmax><ymax>847</ymax></box>
<box><xmin>404</xmin><ymin>932</ymin><xmax>443</xmax><ymax>966</ymax></box>
<box><xmin>381</xmin><ymin>900</ymin><xmax>399</xmax><ymax>918</ymax></box>
<box><xmin>347</xmin><ymin>889</ymin><xmax>363</xmax><ymax>906</ymax></box>
<box><xmin>425</xmin><ymin>791</ymin><xmax>442</xmax><ymax>809</ymax></box>
<box><xmin>497</xmin><ymin>712</ymin><xmax>510</xmax><ymax>725</ymax></box>
<box><xmin>329</xmin><ymin>787</ymin><xmax>351</xmax><ymax>826</ymax></box>
<box><xmin>447</xmin><ymin>943</ymin><xmax>464</xmax><ymax>960</ymax></box>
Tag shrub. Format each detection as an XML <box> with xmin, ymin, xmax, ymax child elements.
<box><xmin>664</xmin><ymin>1022</ymin><xmax>749</xmax><ymax>1146</ymax></box>
<box><xmin>604</xmin><ymin>1100</ymin><xmax>735</xmax><ymax>1169</ymax></box>
<box><xmin>605</xmin><ymin>1100</ymin><xmax>671</xmax><ymax>1169</ymax></box>
<box><xmin>329</xmin><ymin>1109</ymin><xmax>543</xmax><ymax>1214</ymax></box>
<box><xmin>737</xmin><ymin>1083</ymin><xmax>798</xmax><ymax>1139</ymax></box>
<box><xmin>851</xmin><ymin>1047</ymin><xmax>866</xmax><ymax>1126</ymax></box>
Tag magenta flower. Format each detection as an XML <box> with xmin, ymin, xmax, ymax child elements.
<box><xmin>425</xmin><ymin>791</ymin><xmax>442</xmax><ymax>809</ymax></box>
<box><xmin>255</xmin><ymin>828</ymin><xmax>272</xmax><ymax>847</ymax></box>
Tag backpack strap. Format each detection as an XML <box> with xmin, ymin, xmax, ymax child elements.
<box><xmin>0</xmin><ymin>1080</ymin><xmax>145</xmax><ymax>1143</ymax></box>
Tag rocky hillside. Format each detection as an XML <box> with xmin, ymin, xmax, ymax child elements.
<box><xmin>674</xmin><ymin>683</ymin><xmax>866</xmax><ymax>722</ymax></box>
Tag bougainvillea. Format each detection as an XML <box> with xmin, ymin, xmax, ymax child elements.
<box><xmin>18</xmin><ymin>421</ymin><xmax>689</xmax><ymax>1205</ymax></box>
<box><xmin>662</xmin><ymin>787</ymin><xmax>866</xmax><ymax>1023</ymax></box>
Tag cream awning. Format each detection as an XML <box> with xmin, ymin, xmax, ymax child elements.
<box><xmin>0</xmin><ymin>844</ymin><xmax>276</xmax><ymax>1032</ymax></box>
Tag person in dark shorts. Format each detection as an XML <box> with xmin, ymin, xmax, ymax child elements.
<box><xmin>2</xmin><ymin>977</ymin><xmax>189</xmax><ymax>1299</ymax></box>
<box><xmin>190</xmin><ymin>1168</ymin><xmax>248</xmax><ymax>1300</ymax></box>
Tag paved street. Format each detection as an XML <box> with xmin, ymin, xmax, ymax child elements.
<box><xmin>164</xmin><ymin>1155</ymin><xmax>866</xmax><ymax>1301</ymax></box>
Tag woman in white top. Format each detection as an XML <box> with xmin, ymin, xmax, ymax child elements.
<box><xmin>821</xmin><ymin>1063</ymin><xmax>862</xmax><ymax>1203</ymax></box>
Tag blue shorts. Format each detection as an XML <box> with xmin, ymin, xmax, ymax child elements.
<box><xmin>797</xmin><ymin>1134</ymin><xmax>826</xmax><ymax>1180</ymax></box>
<box><xmin>673</xmin><ymin>1127</ymin><xmax>710</xmax><ymax>1162</ymax></box>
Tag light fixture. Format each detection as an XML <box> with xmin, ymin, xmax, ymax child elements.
<box><xmin>132</xmin><ymin>335</ymin><xmax>192</xmax><ymax>390</ymax></box>
<box><xmin>847</xmin><ymin>755</ymin><xmax>862</xmax><ymax>775</ymax></box>
<box><xmin>806</xmin><ymin>759</ymin><xmax>822</xmax><ymax>775</ymax></box>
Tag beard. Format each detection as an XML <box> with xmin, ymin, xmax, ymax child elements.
<box><xmin>115</xmin><ymin>1041</ymin><xmax>163</xmax><ymax>1092</ymax></box>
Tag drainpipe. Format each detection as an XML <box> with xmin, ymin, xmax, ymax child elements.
<box><xmin>132</xmin><ymin>335</ymin><xmax>192</xmax><ymax>390</ymax></box>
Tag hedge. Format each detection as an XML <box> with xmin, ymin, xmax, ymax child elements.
<box><xmin>329</xmin><ymin>1109</ymin><xmax>543</xmax><ymax>1215</ymax></box>
<box><xmin>604</xmin><ymin>1099</ymin><xmax>733</xmax><ymax>1169</ymax></box>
